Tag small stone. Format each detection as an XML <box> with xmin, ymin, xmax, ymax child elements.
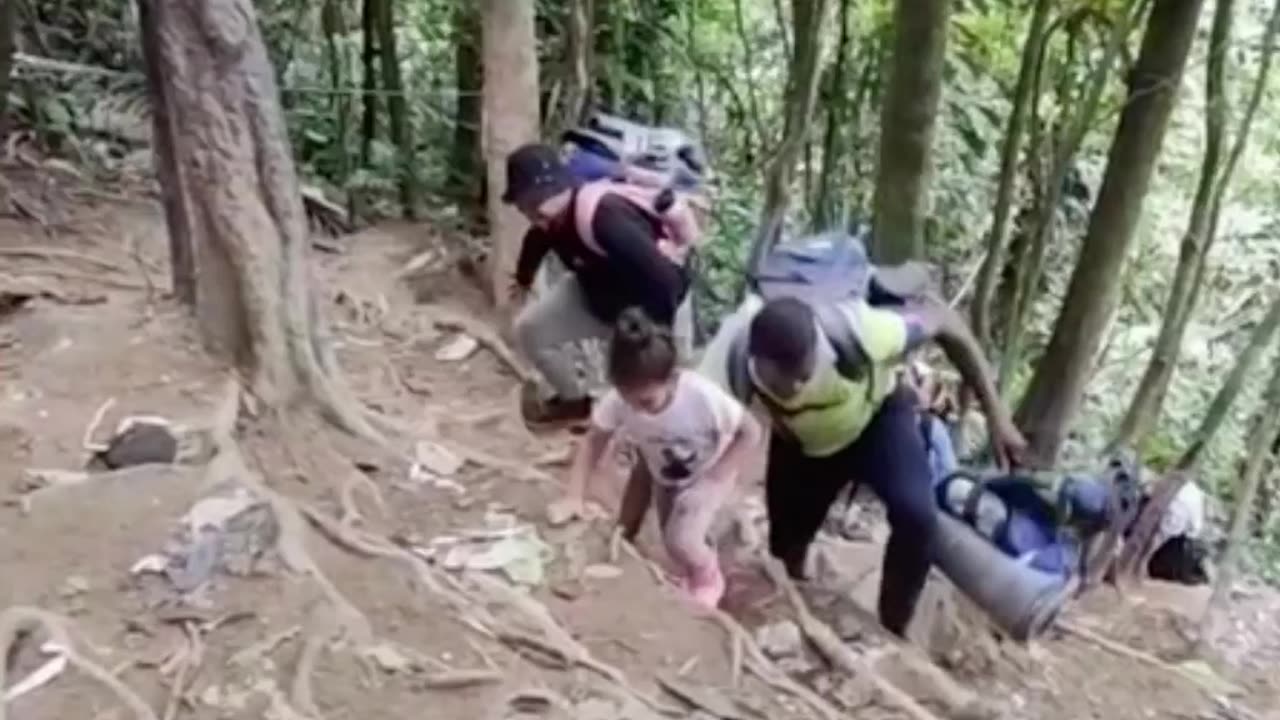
<box><xmin>435</xmin><ymin>334</ymin><xmax>479</xmax><ymax>362</ymax></box>
<box><xmin>755</xmin><ymin>620</ymin><xmax>803</xmax><ymax>659</ymax></box>
<box><xmin>582</xmin><ymin>563</ymin><xmax>623</xmax><ymax>580</ymax></box>
<box><xmin>59</xmin><ymin>575</ymin><xmax>90</xmax><ymax>598</ymax></box>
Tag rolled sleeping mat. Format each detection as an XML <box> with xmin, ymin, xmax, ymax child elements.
<box><xmin>931</xmin><ymin>511</ymin><xmax>1072</xmax><ymax>642</ymax></box>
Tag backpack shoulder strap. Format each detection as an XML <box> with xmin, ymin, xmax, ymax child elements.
<box><xmin>573</xmin><ymin>181</ymin><xmax>674</xmax><ymax>257</ymax></box>
<box><xmin>812</xmin><ymin>304</ymin><xmax>874</xmax><ymax>400</ymax></box>
<box><xmin>572</xmin><ymin>182</ymin><xmax>611</xmax><ymax>256</ymax></box>
<box><xmin>725</xmin><ymin>327</ymin><xmax>754</xmax><ymax>406</ymax></box>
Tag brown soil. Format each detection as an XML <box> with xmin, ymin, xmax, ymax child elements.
<box><xmin>1</xmin><ymin>166</ymin><xmax>1278</xmax><ymax>720</ymax></box>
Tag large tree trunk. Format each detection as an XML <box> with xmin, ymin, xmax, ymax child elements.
<box><xmin>1178</xmin><ymin>292</ymin><xmax>1280</xmax><ymax>470</ymax></box>
<box><xmin>1114</xmin><ymin>0</ymin><xmax>1280</xmax><ymax>451</ymax></box>
<box><xmin>142</xmin><ymin>0</ymin><xmax>371</xmax><ymax>435</ymax></box>
<box><xmin>482</xmin><ymin>0</ymin><xmax>541</xmax><ymax>307</ymax></box>
<box><xmin>449</xmin><ymin>2</ymin><xmax>484</xmax><ymax>228</ymax></box>
<box><xmin>1199</xmin><ymin>350</ymin><xmax>1280</xmax><ymax>649</ymax></box>
<box><xmin>746</xmin><ymin>0</ymin><xmax>831</xmax><ymax>274</ymax></box>
<box><xmin>871</xmin><ymin>0</ymin><xmax>950</xmax><ymax>263</ymax></box>
<box><xmin>1014</xmin><ymin>0</ymin><xmax>1204</xmax><ymax>466</ymax></box>
<box><xmin>375</xmin><ymin>0</ymin><xmax>417</xmax><ymax>218</ymax></box>
<box><xmin>138</xmin><ymin>0</ymin><xmax>195</xmax><ymax>304</ymax></box>
<box><xmin>970</xmin><ymin>0</ymin><xmax>1053</xmax><ymax>350</ymax></box>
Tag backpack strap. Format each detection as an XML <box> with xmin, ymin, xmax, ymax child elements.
<box><xmin>725</xmin><ymin>328</ymin><xmax>754</xmax><ymax>407</ymax></box>
<box><xmin>812</xmin><ymin>303</ymin><xmax>876</xmax><ymax>403</ymax></box>
<box><xmin>572</xmin><ymin>181</ymin><xmax>698</xmax><ymax>264</ymax></box>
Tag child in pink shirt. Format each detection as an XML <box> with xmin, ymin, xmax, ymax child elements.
<box><xmin>556</xmin><ymin>307</ymin><xmax>762</xmax><ymax>610</ymax></box>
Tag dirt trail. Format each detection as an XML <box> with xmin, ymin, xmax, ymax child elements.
<box><xmin>1</xmin><ymin>171</ymin><xmax>1278</xmax><ymax>720</ymax></box>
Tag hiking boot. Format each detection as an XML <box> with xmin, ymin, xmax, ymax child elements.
<box><xmin>520</xmin><ymin>382</ymin><xmax>592</xmax><ymax>431</ymax></box>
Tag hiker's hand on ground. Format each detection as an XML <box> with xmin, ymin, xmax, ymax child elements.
<box><xmin>546</xmin><ymin>496</ymin><xmax>585</xmax><ymax>527</ymax></box>
<box><xmin>991</xmin><ymin>418</ymin><xmax>1028</xmax><ymax>470</ymax></box>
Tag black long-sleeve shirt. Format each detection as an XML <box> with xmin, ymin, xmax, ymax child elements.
<box><xmin>514</xmin><ymin>193</ymin><xmax>690</xmax><ymax>324</ymax></box>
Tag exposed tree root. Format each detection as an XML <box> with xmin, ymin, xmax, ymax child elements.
<box><xmin>459</xmin><ymin>572</ymin><xmax>683</xmax><ymax>716</ymax></box>
<box><xmin>290</xmin><ymin>627</ymin><xmax>328</xmax><ymax>719</ymax></box>
<box><xmin>419</xmin><ymin>304</ymin><xmax>533</xmax><ymax>382</ymax></box>
<box><xmin>0</xmin><ymin>246</ymin><xmax>129</xmax><ymax>275</ymax></box>
<box><xmin>161</xmin><ymin>622</ymin><xmax>203</xmax><ymax>720</ymax></box>
<box><xmin>205</xmin><ymin>380</ymin><xmax>373</xmax><ymax>648</ymax></box>
<box><xmin>703</xmin><ymin>609</ymin><xmax>842</xmax><ymax>720</ymax></box>
<box><xmin>419</xmin><ymin>668</ymin><xmax>503</xmax><ymax>689</ymax></box>
<box><xmin>1057</xmin><ymin>620</ymin><xmax>1237</xmax><ymax>695</ymax></box>
<box><xmin>0</xmin><ymin>607</ymin><xmax>157</xmax><ymax>720</ymax></box>
<box><xmin>761</xmin><ymin>558</ymin><xmax>945</xmax><ymax>720</ymax></box>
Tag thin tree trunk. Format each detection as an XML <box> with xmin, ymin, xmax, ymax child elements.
<box><xmin>375</xmin><ymin>0</ymin><xmax>417</xmax><ymax>218</ymax></box>
<box><xmin>359</xmin><ymin>0</ymin><xmax>378</xmax><ymax>167</ymax></box>
<box><xmin>450</xmin><ymin>2</ymin><xmax>484</xmax><ymax>228</ymax></box>
<box><xmin>999</xmin><ymin>4</ymin><xmax>1143</xmax><ymax>389</ymax></box>
<box><xmin>1112</xmin><ymin>0</ymin><xmax>1280</xmax><ymax>451</ymax></box>
<box><xmin>812</xmin><ymin>0</ymin><xmax>853</xmax><ymax>230</ymax></box>
<box><xmin>1014</xmin><ymin>0</ymin><xmax>1204</xmax><ymax>467</ymax></box>
<box><xmin>690</xmin><ymin>0</ymin><xmax>708</xmax><ymax>143</ymax></box>
<box><xmin>1199</xmin><ymin>350</ymin><xmax>1280</xmax><ymax>649</ymax></box>
<box><xmin>745</xmin><ymin>0</ymin><xmax>831</xmax><ymax>276</ymax></box>
<box><xmin>352</xmin><ymin>0</ymin><xmax>379</xmax><ymax>221</ymax></box>
<box><xmin>137</xmin><ymin>0</ymin><xmax>194</xmax><ymax>304</ymax></box>
<box><xmin>322</xmin><ymin>0</ymin><xmax>350</xmax><ymax>193</ymax></box>
<box><xmin>1179</xmin><ymin>292</ymin><xmax>1280</xmax><ymax>470</ymax></box>
<box><xmin>560</xmin><ymin>0</ymin><xmax>592</xmax><ymax>129</ymax></box>
<box><xmin>0</xmin><ymin>0</ymin><xmax>15</xmax><ymax>138</ymax></box>
<box><xmin>971</xmin><ymin>0</ymin><xmax>1053</xmax><ymax>350</ymax></box>
<box><xmin>143</xmin><ymin>0</ymin><xmax>373</xmax><ymax>436</ymax></box>
<box><xmin>732</xmin><ymin>0</ymin><xmax>769</xmax><ymax>153</ymax></box>
<box><xmin>482</xmin><ymin>0</ymin><xmax>541</xmax><ymax>307</ymax></box>
<box><xmin>871</xmin><ymin>0</ymin><xmax>951</xmax><ymax>263</ymax></box>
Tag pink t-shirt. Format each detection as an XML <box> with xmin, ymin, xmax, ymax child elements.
<box><xmin>592</xmin><ymin>370</ymin><xmax>746</xmax><ymax>488</ymax></box>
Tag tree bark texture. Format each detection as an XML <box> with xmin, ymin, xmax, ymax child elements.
<box><xmin>0</xmin><ymin>0</ymin><xmax>15</xmax><ymax>138</ymax></box>
<box><xmin>971</xmin><ymin>0</ymin><xmax>1053</xmax><ymax>350</ymax></box>
<box><xmin>450</xmin><ymin>2</ymin><xmax>484</xmax><ymax>227</ymax></box>
<box><xmin>812</xmin><ymin>0</ymin><xmax>853</xmax><ymax>230</ymax></box>
<box><xmin>138</xmin><ymin>0</ymin><xmax>195</xmax><ymax>305</ymax></box>
<box><xmin>374</xmin><ymin>0</ymin><xmax>417</xmax><ymax>218</ymax></box>
<box><xmin>559</xmin><ymin>0</ymin><xmax>593</xmax><ymax>130</ymax></box>
<box><xmin>1014</xmin><ymin>0</ymin><xmax>1204</xmax><ymax>466</ymax></box>
<box><xmin>746</xmin><ymin>0</ymin><xmax>831</xmax><ymax>275</ymax></box>
<box><xmin>482</xmin><ymin>0</ymin><xmax>541</xmax><ymax>307</ymax></box>
<box><xmin>142</xmin><ymin>0</ymin><xmax>370</xmax><ymax>434</ymax></box>
<box><xmin>871</xmin><ymin>0</ymin><xmax>950</xmax><ymax>264</ymax></box>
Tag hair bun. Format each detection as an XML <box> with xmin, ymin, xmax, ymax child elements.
<box><xmin>615</xmin><ymin>307</ymin><xmax>654</xmax><ymax>343</ymax></box>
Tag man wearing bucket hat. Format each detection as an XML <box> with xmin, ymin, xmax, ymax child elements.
<box><xmin>502</xmin><ymin>143</ymin><xmax>691</xmax><ymax>430</ymax></box>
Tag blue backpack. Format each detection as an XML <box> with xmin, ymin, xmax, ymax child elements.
<box><xmin>725</xmin><ymin>228</ymin><xmax>933</xmax><ymax>403</ymax></box>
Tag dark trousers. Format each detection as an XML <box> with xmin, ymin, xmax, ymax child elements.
<box><xmin>765</xmin><ymin>386</ymin><xmax>938</xmax><ymax>637</ymax></box>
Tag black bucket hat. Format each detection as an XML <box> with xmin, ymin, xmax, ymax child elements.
<box><xmin>501</xmin><ymin>143</ymin><xmax>576</xmax><ymax>208</ymax></box>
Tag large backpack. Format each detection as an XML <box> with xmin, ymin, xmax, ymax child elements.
<box><xmin>561</xmin><ymin>111</ymin><xmax>711</xmax><ymax>266</ymax></box>
<box><xmin>724</xmin><ymin>227</ymin><xmax>934</xmax><ymax>402</ymax></box>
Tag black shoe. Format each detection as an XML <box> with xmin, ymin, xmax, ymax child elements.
<box><xmin>520</xmin><ymin>384</ymin><xmax>592</xmax><ymax>430</ymax></box>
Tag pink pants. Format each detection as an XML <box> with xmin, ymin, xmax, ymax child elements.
<box><xmin>622</xmin><ymin>459</ymin><xmax>732</xmax><ymax>588</ymax></box>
